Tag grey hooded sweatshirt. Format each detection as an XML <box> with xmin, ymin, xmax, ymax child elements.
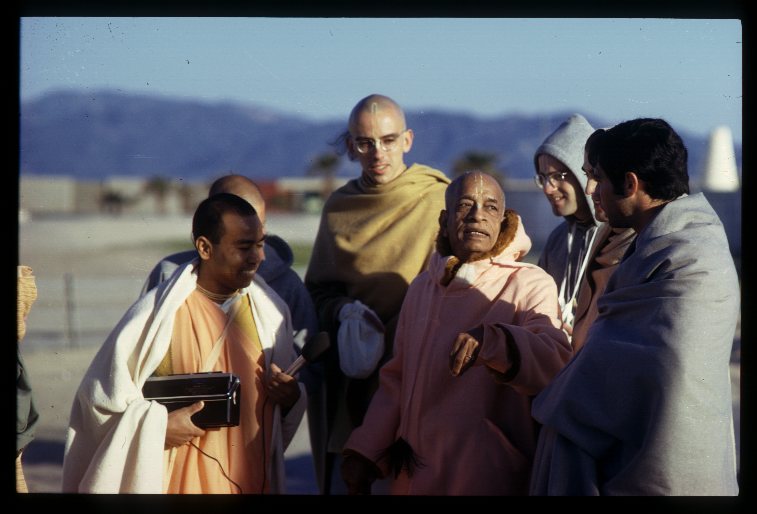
<box><xmin>534</xmin><ymin>113</ymin><xmax>602</xmax><ymax>326</ymax></box>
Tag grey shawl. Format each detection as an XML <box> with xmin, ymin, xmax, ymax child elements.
<box><xmin>530</xmin><ymin>193</ymin><xmax>739</xmax><ymax>495</ymax></box>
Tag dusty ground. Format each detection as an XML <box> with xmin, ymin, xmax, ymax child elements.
<box><xmin>16</xmin><ymin>213</ymin><xmax>742</xmax><ymax>494</ymax></box>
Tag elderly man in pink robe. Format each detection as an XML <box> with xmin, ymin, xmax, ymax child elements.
<box><xmin>340</xmin><ymin>171</ymin><xmax>572</xmax><ymax>495</ymax></box>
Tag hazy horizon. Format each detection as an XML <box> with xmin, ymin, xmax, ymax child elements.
<box><xmin>20</xmin><ymin>17</ymin><xmax>743</xmax><ymax>143</ymax></box>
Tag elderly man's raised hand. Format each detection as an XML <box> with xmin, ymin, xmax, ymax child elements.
<box><xmin>449</xmin><ymin>326</ymin><xmax>484</xmax><ymax>376</ymax></box>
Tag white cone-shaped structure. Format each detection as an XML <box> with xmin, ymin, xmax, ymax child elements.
<box><xmin>701</xmin><ymin>126</ymin><xmax>740</xmax><ymax>192</ymax></box>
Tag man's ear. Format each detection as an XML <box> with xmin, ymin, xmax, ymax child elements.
<box><xmin>402</xmin><ymin>128</ymin><xmax>414</xmax><ymax>153</ymax></box>
<box><xmin>438</xmin><ymin>209</ymin><xmax>448</xmax><ymax>236</ymax></box>
<box><xmin>624</xmin><ymin>171</ymin><xmax>640</xmax><ymax>197</ymax></box>
<box><xmin>195</xmin><ymin>236</ymin><xmax>213</xmax><ymax>260</ymax></box>
<box><xmin>345</xmin><ymin>134</ymin><xmax>357</xmax><ymax>161</ymax></box>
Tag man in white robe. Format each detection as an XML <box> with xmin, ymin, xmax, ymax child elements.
<box><xmin>62</xmin><ymin>193</ymin><xmax>306</xmax><ymax>493</ymax></box>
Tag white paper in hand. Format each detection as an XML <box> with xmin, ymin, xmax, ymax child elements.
<box><xmin>337</xmin><ymin>300</ymin><xmax>385</xmax><ymax>379</ymax></box>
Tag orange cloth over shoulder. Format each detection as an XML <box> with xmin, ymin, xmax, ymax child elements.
<box><xmin>163</xmin><ymin>291</ymin><xmax>273</xmax><ymax>494</ymax></box>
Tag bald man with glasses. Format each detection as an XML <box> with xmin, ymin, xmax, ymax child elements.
<box><xmin>305</xmin><ymin>94</ymin><xmax>450</xmax><ymax>494</ymax></box>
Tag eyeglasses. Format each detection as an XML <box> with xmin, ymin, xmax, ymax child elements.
<box><xmin>351</xmin><ymin>130</ymin><xmax>407</xmax><ymax>154</ymax></box>
<box><xmin>534</xmin><ymin>171</ymin><xmax>569</xmax><ymax>188</ymax></box>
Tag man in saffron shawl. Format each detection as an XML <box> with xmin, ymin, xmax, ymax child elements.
<box><xmin>62</xmin><ymin>193</ymin><xmax>306</xmax><ymax>493</ymax></box>
<box><xmin>305</xmin><ymin>94</ymin><xmax>450</xmax><ymax>493</ymax></box>
<box><xmin>340</xmin><ymin>171</ymin><xmax>571</xmax><ymax>495</ymax></box>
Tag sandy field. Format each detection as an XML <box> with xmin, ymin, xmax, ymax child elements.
<box><xmin>17</xmin><ymin>212</ymin><xmax>741</xmax><ymax>494</ymax></box>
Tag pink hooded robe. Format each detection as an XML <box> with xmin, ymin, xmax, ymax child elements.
<box><xmin>344</xmin><ymin>214</ymin><xmax>572</xmax><ymax>495</ymax></box>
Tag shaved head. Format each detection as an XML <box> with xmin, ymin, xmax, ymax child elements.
<box><xmin>209</xmin><ymin>174</ymin><xmax>266</xmax><ymax>223</ymax></box>
<box><xmin>445</xmin><ymin>171</ymin><xmax>505</xmax><ymax>210</ymax></box>
<box><xmin>442</xmin><ymin>171</ymin><xmax>507</xmax><ymax>262</ymax></box>
<box><xmin>346</xmin><ymin>94</ymin><xmax>413</xmax><ymax>186</ymax></box>
<box><xmin>348</xmin><ymin>94</ymin><xmax>406</xmax><ymax>134</ymax></box>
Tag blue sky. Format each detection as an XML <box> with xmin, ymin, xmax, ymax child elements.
<box><xmin>19</xmin><ymin>17</ymin><xmax>742</xmax><ymax>142</ymax></box>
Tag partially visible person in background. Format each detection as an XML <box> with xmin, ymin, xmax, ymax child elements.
<box><xmin>17</xmin><ymin>265</ymin><xmax>39</xmax><ymax>493</ymax></box>
<box><xmin>533</xmin><ymin>114</ymin><xmax>601</xmax><ymax>338</ymax></box>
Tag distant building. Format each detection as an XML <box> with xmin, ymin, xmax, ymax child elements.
<box><xmin>20</xmin><ymin>175</ymin><xmax>77</xmax><ymax>214</ymax></box>
<box><xmin>18</xmin><ymin>174</ymin><xmax>740</xmax><ymax>264</ymax></box>
<box><xmin>274</xmin><ymin>176</ymin><xmax>350</xmax><ymax>213</ymax></box>
<box><xmin>19</xmin><ymin>174</ymin><xmax>207</xmax><ymax>216</ymax></box>
<box><xmin>701</xmin><ymin>126</ymin><xmax>740</xmax><ymax>192</ymax></box>
<box><xmin>693</xmin><ymin>126</ymin><xmax>741</xmax><ymax>259</ymax></box>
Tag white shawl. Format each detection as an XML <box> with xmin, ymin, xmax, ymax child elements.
<box><xmin>61</xmin><ymin>260</ymin><xmax>306</xmax><ymax>493</ymax></box>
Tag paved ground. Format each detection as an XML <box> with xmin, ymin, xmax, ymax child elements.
<box><xmin>17</xmin><ymin>213</ymin><xmax>742</xmax><ymax>494</ymax></box>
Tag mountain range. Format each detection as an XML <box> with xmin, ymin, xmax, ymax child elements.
<box><xmin>19</xmin><ymin>89</ymin><xmax>741</xmax><ymax>183</ymax></box>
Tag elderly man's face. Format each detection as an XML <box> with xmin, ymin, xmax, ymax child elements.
<box><xmin>444</xmin><ymin>172</ymin><xmax>505</xmax><ymax>262</ymax></box>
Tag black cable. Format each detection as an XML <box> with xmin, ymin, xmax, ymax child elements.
<box><xmin>259</xmin><ymin>345</ymin><xmax>277</xmax><ymax>494</ymax></box>
<box><xmin>260</xmin><ymin>396</ymin><xmax>269</xmax><ymax>494</ymax></box>
<box><xmin>188</xmin><ymin>440</ymin><xmax>243</xmax><ymax>494</ymax></box>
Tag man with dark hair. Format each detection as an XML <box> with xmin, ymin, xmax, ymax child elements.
<box><xmin>530</xmin><ymin>118</ymin><xmax>740</xmax><ymax>495</ymax></box>
<box><xmin>306</xmin><ymin>94</ymin><xmax>450</xmax><ymax>493</ymax></box>
<box><xmin>569</xmin><ymin>130</ymin><xmax>636</xmax><ymax>352</ymax></box>
<box><xmin>63</xmin><ymin>193</ymin><xmax>306</xmax><ymax>493</ymax></box>
<box><xmin>140</xmin><ymin>174</ymin><xmax>323</xmax><ymax>490</ymax></box>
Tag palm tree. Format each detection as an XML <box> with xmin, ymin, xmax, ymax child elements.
<box><xmin>143</xmin><ymin>176</ymin><xmax>172</xmax><ymax>215</ymax></box>
<box><xmin>307</xmin><ymin>152</ymin><xmax>340</xmax><ymax>200</ymax></box>
<box><xmin>177</xmin><ymin>182</ymin><xmax>196</xmax><ymax>214</ymax></box>
<box><xmin>100</xmin><ymin>190</ymin><xmax>127</xmax><ymax>216</ymax></box>
<box><xmin>451</xmin><ymin>151</ymin><xmax>506</xmax><ymax>187</ymax></box>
